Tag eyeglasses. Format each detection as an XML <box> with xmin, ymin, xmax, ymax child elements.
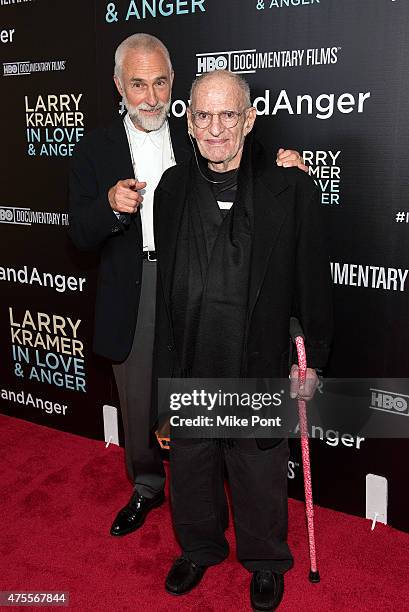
<box><xmin>191</xmin><ymin>109</ymin><xmax>247</xmax><ymax>129</ymax></box>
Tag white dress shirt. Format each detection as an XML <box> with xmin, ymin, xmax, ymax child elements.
<box><xmin>124</xmin><ymin>113</ymin><xmax>175</xmax><ymax>251</ymax></box>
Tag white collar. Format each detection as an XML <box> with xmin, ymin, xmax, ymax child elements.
<box><xmin>124</xmin><ymin>113</ymin><xmax>167</xmax><ymax>149</ymax></box>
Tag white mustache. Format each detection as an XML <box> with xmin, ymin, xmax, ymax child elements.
<box><xmin>136</xmin><ymin>103</ymin><xmax>165</xmax><ymax>112</ymax></box>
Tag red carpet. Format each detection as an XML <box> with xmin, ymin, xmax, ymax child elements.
<box><xmin>1</xmin><ymin>413</ymin><xmax>408</xmax><ymax>612</ymax></box>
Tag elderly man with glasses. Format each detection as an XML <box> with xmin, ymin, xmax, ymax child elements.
<box><xmin>152</xmin><ymin>69</ymin><xmax>332</xmax><ymax>610</ymax></box>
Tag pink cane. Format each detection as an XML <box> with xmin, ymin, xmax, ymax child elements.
<box><xmin>290</xmin><ymin>317</ymin><xmax>320</xmax><ymax>583</ymax></box>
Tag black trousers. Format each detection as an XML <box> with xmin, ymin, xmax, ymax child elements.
<box><xmin>170</xmin><ymin>437</ymin><xmax>294</xmax><ymax>573</ymax></box>
<box><xmin>112</xmin><ymin>260</ymin><xmax>165</xmax><ymax>498</ymax></box>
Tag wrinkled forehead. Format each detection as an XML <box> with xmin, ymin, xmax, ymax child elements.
<box><xmin>192</xmin><ymin>77</ymin><xmax>245</xmax><ymax>111</ymax></box>
<box><xmin>121</xmin><ymin>48</ymin><xmax>171</xmax><ymax>78</ymax></box>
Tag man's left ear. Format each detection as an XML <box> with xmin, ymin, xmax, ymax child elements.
<box><xmin>244</xmin><ymin>107</ymin><xmax>257</xmax><ymax>135</ymax></box>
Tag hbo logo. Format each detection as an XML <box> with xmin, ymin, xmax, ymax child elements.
<box><xmin>371</xmin><ymin>391</ymin><xmax>408</xmax><ymax>415</ymax></box>
<box><xmin>0</xmin><ymin>208</ymin><xmax>13</xmax><ymax>222</ymax></box>
<box><xmin>197</xmin><ymin>55</ymin><xmax>228</xmax><ymax>73</ymax></box>
<box><xmin>3</xmin><ymin>63</ymin><xmax>17</xmax><ymax>75</ymax></box>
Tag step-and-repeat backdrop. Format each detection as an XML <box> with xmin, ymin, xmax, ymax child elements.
<box><xmin>1</xmin><ymin>0</ymin><xmax>408</xmax><ymax>532</ymax></box>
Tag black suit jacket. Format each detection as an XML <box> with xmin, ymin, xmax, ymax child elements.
<box><xmin>152</xmin><ymin>142</ymin><xmax>333</xmax><ymax>426</ymax></box>
<box><xmin>68</xmin><ymin>115</ymin><xmax>191</xmax><ymax>361</ymax></box>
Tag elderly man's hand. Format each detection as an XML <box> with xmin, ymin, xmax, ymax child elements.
<box><xmin>108</xmin><ymin>178</ymin><xmax>146</xmax><ymax>214</ymax></box>
<box><xmin>276</xmin><ymin>148</ymin><xmax>308</xmax><ymax>173</ymax></box>
<box><xmin>289</xmin><ymin>364</ymin><xmax>318</xmax><ymax>401</ymax></box>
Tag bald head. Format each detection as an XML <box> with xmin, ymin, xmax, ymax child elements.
<box><xmin>190</xmin><ymin>70</ymin><xmax>251</xmax><ymax>110</ymax></box>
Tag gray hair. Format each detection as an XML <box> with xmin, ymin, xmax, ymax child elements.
<box><xmin>114</xmin><ymin>33</ymin><xmax>173</xmax><ymax>81</ymax></box>
<box><xmin>189</xmin><ymin>70</ymin><xmax>251</xmax><ymax>109</ymax></box>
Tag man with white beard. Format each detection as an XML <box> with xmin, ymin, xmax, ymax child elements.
<box><xmin>68</xmin><ymin>33</ymin><xmax>307</xmax><ymax>538</ymax></box>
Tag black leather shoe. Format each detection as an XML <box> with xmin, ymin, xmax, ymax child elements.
<box><xmin>110</xmin><ymin>491</ymin><xmax>164</xmax><ymax>536</ymax></box>
<box><xmin>250</xmin><ymin>570</ymin><xmax>284</xmax><ymax>611</ymax></box>
<box><xmin>165</xmin><ymin>557</ymin><xmax>207</xmax><ymax>595</ymax></box>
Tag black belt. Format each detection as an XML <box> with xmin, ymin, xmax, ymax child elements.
<box><xmin>142</xmin><ymin>251</ymin><xmax>157</xmax><ymax>261</ymax></box>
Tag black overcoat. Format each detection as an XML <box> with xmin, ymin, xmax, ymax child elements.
<box><xmin>68</xmin><ymin>115</ymin><xmax>190</xmax><ymax>361</ymax></box>
<box><xmin>152</xmin><ymin>141</ymin><xmax>333</xmax><ymax>428</ymax></box>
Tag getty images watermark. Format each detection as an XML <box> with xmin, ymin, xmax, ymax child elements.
<box><xmin>169</xmin><ymin>387</ymin><xmax>284</xmax><ymax>432</ymax></box>
<box><xmin>158</xmin><ymin>378</ymin><xmax>409</xmax><ymax>440</ymax></box>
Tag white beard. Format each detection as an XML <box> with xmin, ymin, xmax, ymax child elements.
<box><xmin>123</xmin><ymin>93</ymin><xmax>171</xmax><ymax>132</ymax></box>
